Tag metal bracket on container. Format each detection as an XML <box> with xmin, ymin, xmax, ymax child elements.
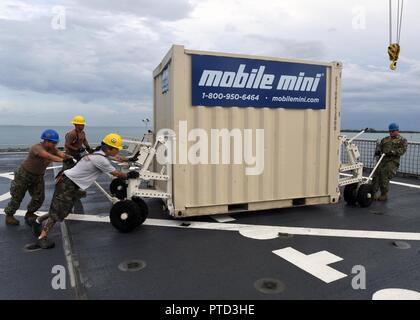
<box><xmin>133</xmin><ymin>189</ymin><xmax>171</xmax><ymax>199</ymax></box>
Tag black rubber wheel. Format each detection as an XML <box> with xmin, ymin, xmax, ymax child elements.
<box><xmin>127</xmin><ymin>171</ymin><xmax>140</xmax><ymax>179</ymax></box>
<box><xmin>343</xmin><ymin>184</ymin><xmax>358</xmax><ymax>205</ymax></box>
<box><xmin>357</xmin><ymin>183</ymin><xmax>373</xmax><ymax>208</ymax></box>
<box><xmin>110</xmin><ymin>200</ymin><xmax>143</xmax><ymax>232</ymax></box>
<box><xmin>132</xmin><ymin>197</ymin><xmax>149</xmax><ymax>224</ymax></box>
<box><xmin>110</xmin><ymin>178</ymin><xmax>127</xmax><ymax>200</ymax></box>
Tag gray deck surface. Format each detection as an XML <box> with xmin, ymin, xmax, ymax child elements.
<box><xmin>1</xmin><ymin>153</ymin><xmax>420</xmax><ymax>300</ymax></box>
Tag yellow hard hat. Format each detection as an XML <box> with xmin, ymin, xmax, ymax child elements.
<box><xmin>71</xmin><ymin>115</ymin><xmax>86</xmax><ymax>125</ymax></box>
<box><xmin>102</xmin><ymin>133</ymin><xmax>123</xmax><ymax>150</ymax></box>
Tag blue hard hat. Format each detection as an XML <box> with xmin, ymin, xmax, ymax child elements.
<box><xmin>40</xmin><ymin>129</ymin><xmax>59</xmax><ymax>143</ymax></box>
<box><xmin>388</xmin><ymin>123</ymin><xmax>399</xmax><ymax>131</ymax></box>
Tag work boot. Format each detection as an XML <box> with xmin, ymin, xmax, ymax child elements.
<box><xmin>32</xmin><ymin>220</ymin><xmax>43</xmax><ymax>238</ymax></box>
<box><xmin>5</xmin><ymin>215</ymin><xmax>20</xmax><ymax>226</ymax></box>
<box><xmin>36</xmin><ymin>237</ymin><xmax>55</xmax><ymax>249</ymax></box>
<box><xmin>378</xmin><ymin>193</ymin><xmax>388</xmax><ymax>201</ymax></box>
<box><xmin>24</xmin><ymin>212</ymin><xmax>38</xmax><ymax>226</ymax></box>
<box><xmin>371</xmin><ymin>186</ymin><xmax>380</xmax><ymax>199</ymax></box>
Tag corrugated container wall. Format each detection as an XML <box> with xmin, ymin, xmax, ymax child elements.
<box><xmin>153</xmin><ymin>45</ymin><xmax>342</xmax><ymax>217</ymax></box>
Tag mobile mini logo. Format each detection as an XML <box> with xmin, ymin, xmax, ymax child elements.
<box><xmin>198</xmin><ymin>64</ymin><xmax>324</xmax><ymax>92</ymax></box>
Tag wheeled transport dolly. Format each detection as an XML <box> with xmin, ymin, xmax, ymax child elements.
<box><xmin>92</xmin><ymin>46</ymin><xmax>380</xmax><ymax>232</ymax></box>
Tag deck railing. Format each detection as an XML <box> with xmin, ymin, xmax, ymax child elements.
<box><xmin>341</xmin><ymin>139</ymin><xmax>420</xmax><ymax>177</ymax></box>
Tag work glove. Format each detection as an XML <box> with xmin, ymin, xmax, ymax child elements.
<box><xmin>63</xmin><ymin>155</ymin><xmax>75</xmax><ymax>165</ymax></box>
<box><xmin>127</xmin><ymin>151</ymin><xmax>140</xmax><ymax>162</ymax></box>
<box><xmin>86</xmin><ymin>147</ymin><xmax>94</xmax><ymax>154</ymax></box>
<box><xmin>127</xmin><ymin>171</ymin><xmax>140</xmax><ymax>179</ymax></box>
<box><xmin>78</xmin><ymin>147</ymin><xmax>86</xmax><ymax>154</ymax></box>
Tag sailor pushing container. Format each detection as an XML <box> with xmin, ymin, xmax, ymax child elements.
<box><xmin>62</xmin><ymin>115</ymin><xmax>93</xmax><ymax>170</ymax></box>
<box><xmin>31</xmin><ymin>134</ymin><xmax>129</xmax><ymax>249</ymax></box>
<box><xmin>4</xmin><ymin>130</ymin><xmax>71</xmax><ymax>226</ymax></box>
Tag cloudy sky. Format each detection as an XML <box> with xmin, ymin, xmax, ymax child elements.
<box><xmin>0</xmin><ymin>0</ymin><xmax>419</xmax><ymax>130</ymax></box>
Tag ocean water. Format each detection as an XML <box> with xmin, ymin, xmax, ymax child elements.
<box><xmin>341</xmin><ymin>132</ymin><xmax>420</xmax><ymax>143</ymax></box>
<box><xmin>0</xmin><ymin>126</ymin><xmax>149</xmax><ymax>148</ymax></box>
<box><xmin>0</xmin><ymin>126</ymin><xmax>419</xmax><ymax>149</ymax></box>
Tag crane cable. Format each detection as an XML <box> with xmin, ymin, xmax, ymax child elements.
<box><xmin>388</xmin><ymin>0</ymin><xmax>404</xmax><ymax>70</ymax></box>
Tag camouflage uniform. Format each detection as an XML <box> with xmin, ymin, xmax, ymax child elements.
<box><xmin>4</xmin><ymin>166</ymin><xmax>45</xmax><ymax>216</ymax></box>
<box><xmin>62</xmin><ymin>130</ymin><xmax>91</xmax><ymax>171</ymax></box>
<box><xmin>30</xmin><ymin>174</ymin><xmax>85</xmax><ymax>239</ymax></box>
<box><xmin>39</xmin><ymin>151</ymin><xmax>115</xmax><ymax>238</ymax></box>
<box><xmin>372</xmin><ymin>135</ymin><xmax>408</xmax><ymax>195</ymax></box>
<box><xmin>48</xmin><ymin>175</ymin><xmax>83</xmax><ymax>223</ymax></box>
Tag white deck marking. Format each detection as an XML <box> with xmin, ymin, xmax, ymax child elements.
<box><xmin>0</xmin><ymin>167</ymin><xmax>63</xmax><ymax>202</ymax></box>
<box><xmin>46</xmin><ymin>165</ymin><xmax>62</xmax><ymax>171</ymax></box>
<box><xmin>239</xmin><ymin>226</ymin><xmax>280</xmax><ymax>240</ymax></box>
<box><xmin>3</xmin><ymin>209</ymin><xmax>420</xmax><ymax>241</ymax></box>
<box><xmin>211</xmin><ymin>214</ymin><xmax>236</xmax><ymax>223</ymax></box>
<box><xmin>340</xmin><ymin>173</ymin><xmax>420</xmax><ymax>189</ymax></box>
<box><xmin>60</xmin><ymin>223</ymin><xmax>77</xmax><ymax>288</ymax></box>
<box><xmin>0</xmin><ymin>192</ymin><xmax>11</xmax><ymax>202</ymax></box>
<box><xmin>0</xmin><ymin>173</ymin><xmax>14</xmax><ymax>202</ymax></box>
<box><xmin>0</xmin><ymin>172</ymin><xmax>14</xmax><ymax>180</ymax></box>
<box><xmin>272</xmin><ymin>247</ymin><xmax>347</xmax><ymax>283</ymax></box>
<box><xmin>388</xmin><ymin>180</ymin><xmax>420</xmax><ymax>189</ymax></box>
<box><xmin>0</xmin><ymin>165</ymin><xmax>60</xmax><ymax>178</ymax></box>
<box><xmin>372</xmin><ymin>289</ymin><xmax>420</xmax><ymax>300</ymax></box>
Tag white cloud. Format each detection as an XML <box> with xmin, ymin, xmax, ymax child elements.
<box><xmin>0</xmin><ymin>0</ymin><xmax>419</xmax><ymax>130</ymax></box>
<box><xmin>71</xmin><ymin>0</ymin><xmax>193</xmax><ymax>21</ymax></box>
<box><xmin>0</xmin><ymin>1</ymin><xmax>49</xmax><ymax>21</ymax></box>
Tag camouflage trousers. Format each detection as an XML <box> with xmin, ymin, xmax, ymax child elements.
<box><xmin>371</xmin><ymin>161</ymin><xmax>399</xmax><ymax>194</ymax></box>
<box><xmin>48</xmin><ymin>175</ymin><xmax>82</xmax><ymax>222</ymax></box>
<box><xmin>4</xmin><ymin>166</ymin><xmax>45</xmax><ymax>216</ymax></box>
